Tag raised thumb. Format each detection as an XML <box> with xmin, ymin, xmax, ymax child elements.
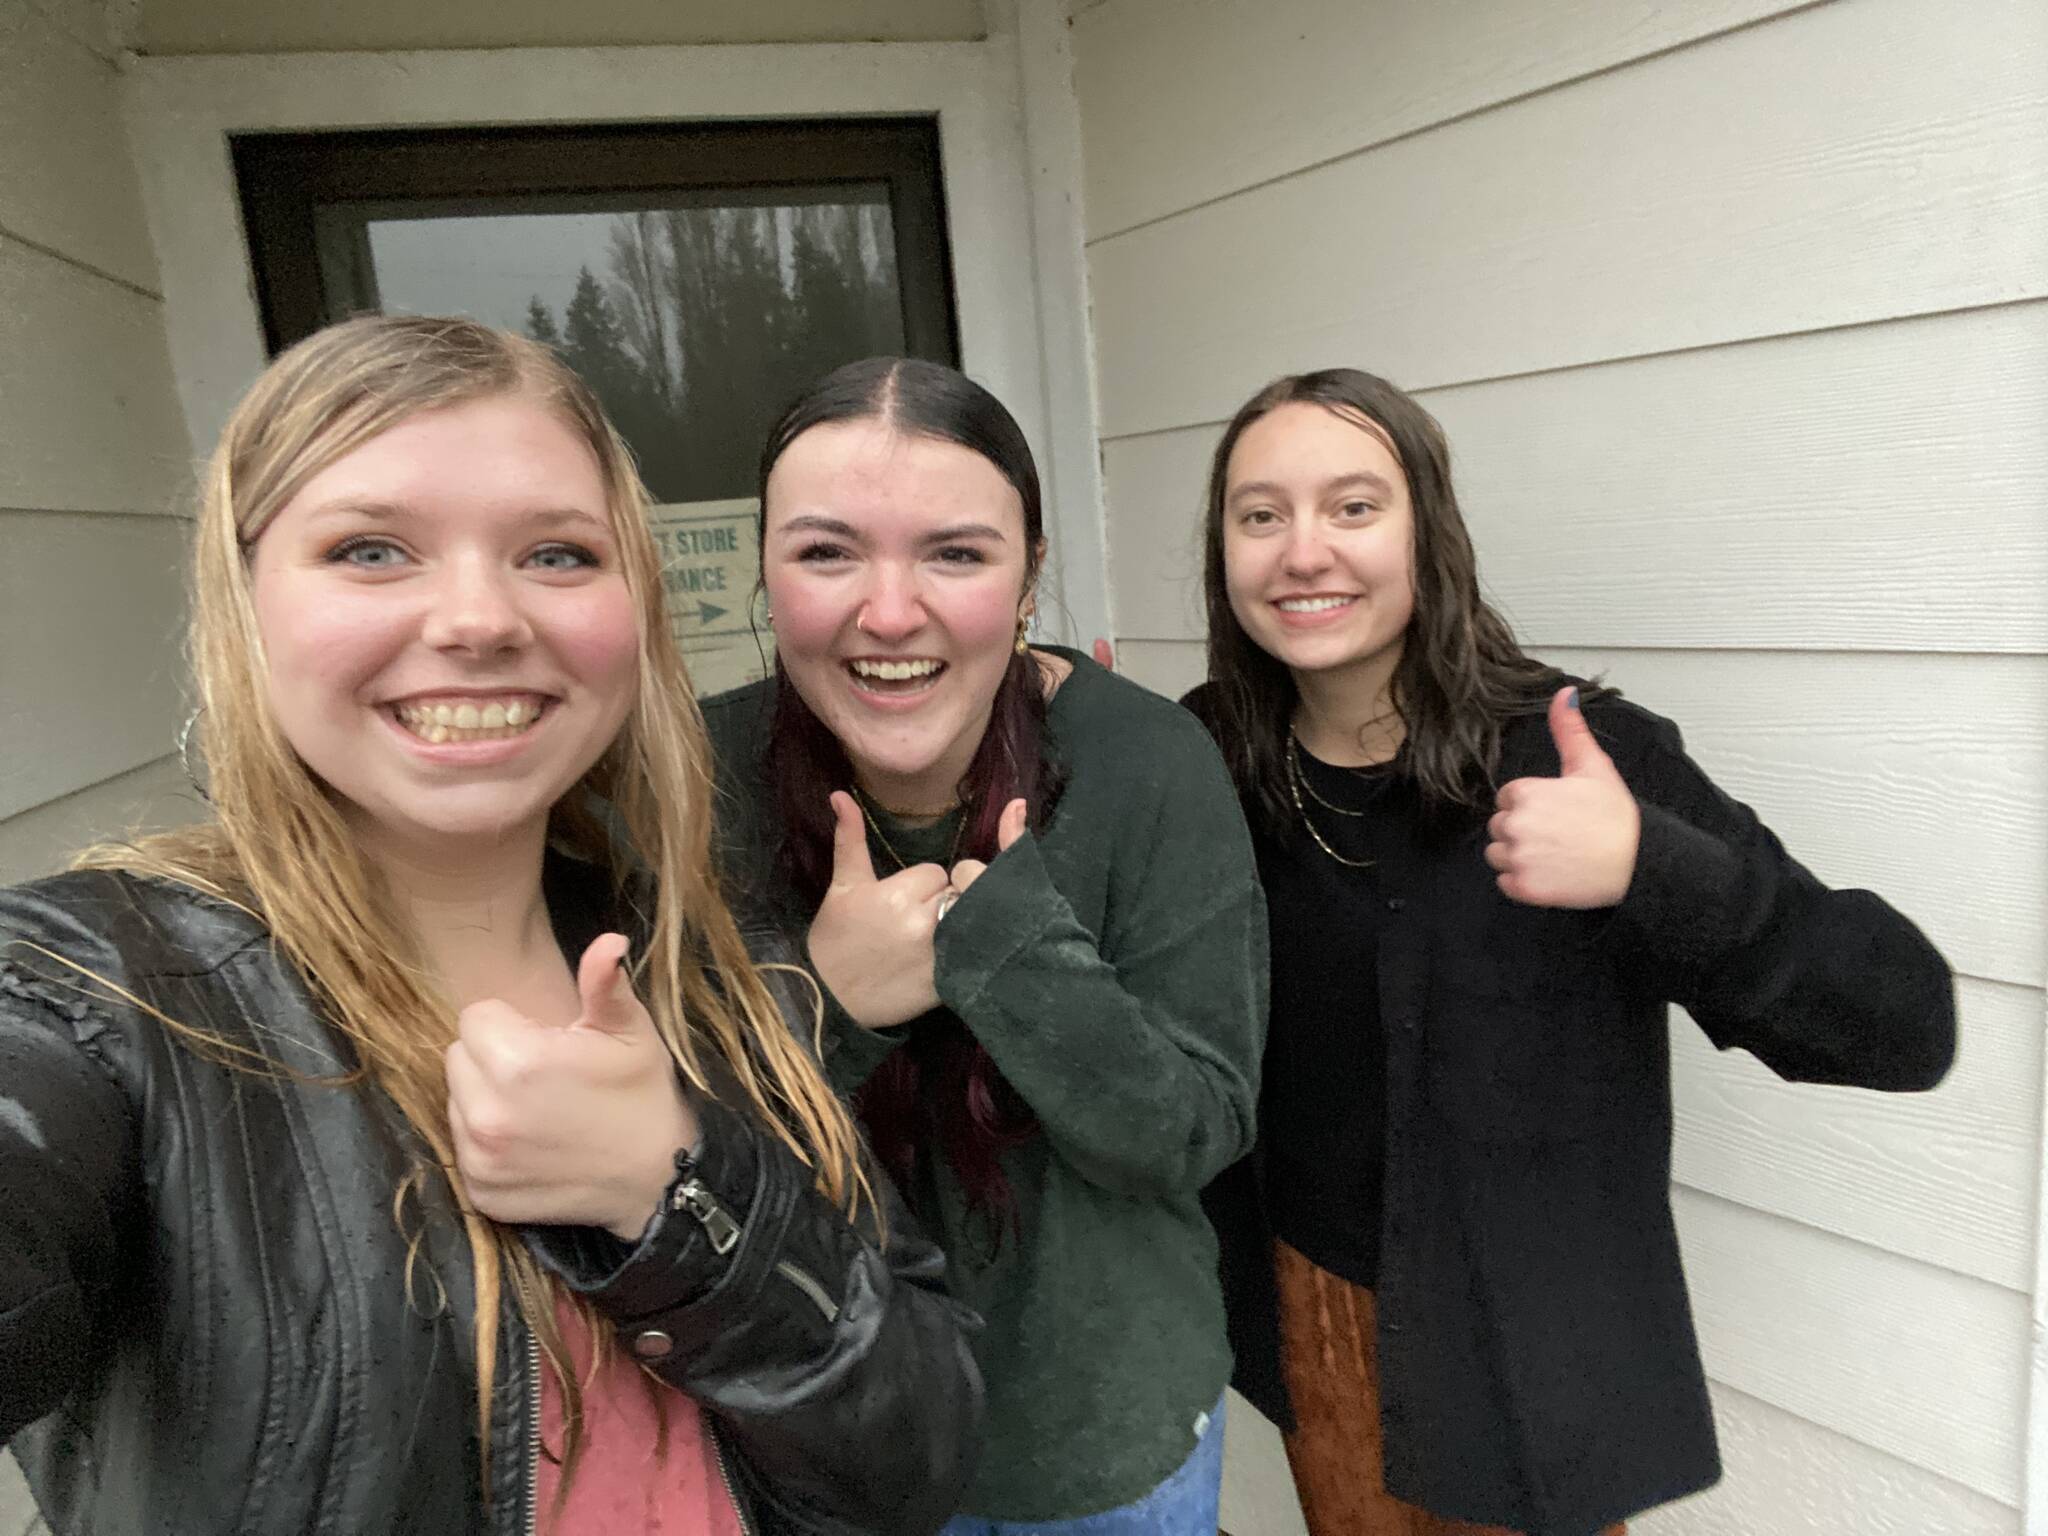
<box><xmin>574</xmin><ymin>932</ymin><xmax>644</xmax><ymax>1036</ymax></box>
<box><xmin>1547</xmin><ymin>686</ymin><xmax>1616</xmax><ymax>779</ymax></box>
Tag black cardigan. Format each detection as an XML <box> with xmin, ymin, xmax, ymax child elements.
<box><xmin>1185</xmin><ymin>683</ymin><xmax>1955</xmax><ymax>1536</ymax></box>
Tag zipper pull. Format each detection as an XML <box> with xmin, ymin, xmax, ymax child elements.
<box><xmin>671</xmin><ymin>1173</ymin><xmax>742</xmax><ymax>1255</ymax></box>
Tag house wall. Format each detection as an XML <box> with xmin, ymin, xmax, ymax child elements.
<box><xmin>1068</xmin><ymin>0</ymin><xmax>2047</xmax><ymax>1529</ymax></box>
<box><xmin>0</xmin><ymin>0</ymin><xmax>199</xmax><ymax>890</ymax></box>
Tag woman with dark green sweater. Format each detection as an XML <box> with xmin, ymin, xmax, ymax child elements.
<box><xmin>702</xmin><ymin>357</ymin><xmax>1267</xmax><ymax>1533</ymax></box>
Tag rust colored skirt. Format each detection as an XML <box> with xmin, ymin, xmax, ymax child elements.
<box><xmin>1274</xmin><ymin>1239</ymin><xmax>1624</xmax><ymax>1536</ymax></box>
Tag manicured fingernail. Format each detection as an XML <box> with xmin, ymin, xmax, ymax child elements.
<box><xmin>1566</xmin><ymin>687</ymin><xmax>1580</xmax><ymax>711</ymax></box>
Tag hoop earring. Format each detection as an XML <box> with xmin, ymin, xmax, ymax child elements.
<box><xmin>177</xmin><ymin>707</ymin><xmax>212</xmax><ymax>803</ymax></box>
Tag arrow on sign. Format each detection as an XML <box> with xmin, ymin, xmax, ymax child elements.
<box><xmin>693</xmin><ymin>601</ymin><xmax>728</xmax><ymax>625</ymax></box>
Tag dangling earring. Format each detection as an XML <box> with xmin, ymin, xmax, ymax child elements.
<box><xmin>177</xmin><ymin>707</ymin><xmax>211</xmax><ymax>803</ymax></box>
<box><xmin>1015</xmin><ymin>613</ymin><xmax>1031</xmax><ymax>655</ymax></box>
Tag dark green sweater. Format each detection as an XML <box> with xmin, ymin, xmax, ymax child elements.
<box><xmin>701</xmin><ymin>649</ymin><xmax>1267</xmax><ymax>1519</ymax></box>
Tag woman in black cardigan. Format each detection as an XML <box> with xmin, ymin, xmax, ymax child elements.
<box><xmin>1182</xmin><ymin>367</ymin><xmax>1955</xmax><ymax>1536</ymax></box>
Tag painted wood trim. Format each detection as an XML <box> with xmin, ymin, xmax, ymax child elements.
<box><xmin>988</xmin><ymin>0</ymin><xmax>1115</xmax><ymax>648</ymax></box>
<box><xmin>122</xmin><ymin>41</ymin><xmax>1065</xmax><ymax>504</ymax></box>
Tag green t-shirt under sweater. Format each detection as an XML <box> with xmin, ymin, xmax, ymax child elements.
<box><xmin>701</xmin><ymin>649</ymin><xmax>1269</xmax><ymax>1520</ymax></box>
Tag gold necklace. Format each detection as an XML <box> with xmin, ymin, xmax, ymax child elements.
<box><xmin>1286</xmin><ymin>742</ymin><xmax>1375</xmax><ymax>869</ymax></box>
<box><xmin>852</xmin><ymin>786</ymin><xmax>966</xmax><ymax>871</ymax></box>
<box><xmin>1289</xmin><ymin>733</ymin><xmax>1378</xmax><ymax>817</ymax></box>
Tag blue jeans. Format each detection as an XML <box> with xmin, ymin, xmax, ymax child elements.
<box><xmin>938</xmin><ymin>1394</ymin><xmax>1227</xmax><ymax>1536</ymax></box>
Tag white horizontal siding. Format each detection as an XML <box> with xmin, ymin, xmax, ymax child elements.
<box><xmin>0</xmin><ymin>513</ymin><xmax>190</xmax><ymax>821</ymax></box>
<box><xmin>1540</xmin><ymin>647</ymin><xmax>2046</xmax><ymax>992</ymax></box>
<box><xmin>0</xmin><ymin>5</ymin><xmax>159</xmax><ymax>290</ymax></box>
<box><xmin>0</xmin><ymin>755</ymin><xmax>201</xmax><ymax>886</ymax></box>
<box><xmin>1674</xmin><ymin>1188</ymin><xmax>2028</xmax><ymax>1505</ymax></box>
<box><xmin>1637</xmin><ymin>1381</ymin><xmax>2020</xmax><ymax>1535</ymax></box>
<box><xmin>1074</xmin><ymin>0</ymin><xmax>1808</xmax><ymax>241</ymax></box>
<box><xmin>1087</xmin><ymin>0</ymin><xmax>2048</xmax><ymax>439</ymax></box>
<box><xmin>1101</xmin><ymin>301</ymin><xmax>2048</xmax><ymax>653</ymax></box>
<box><xmin>0</xmin><ymin>0</ymin><xmax>193</xmax><ymax>876</ymax></box>
<box><xmin>0</xmin><ymin>237</ymin><xmax>192</xmax><ymax>514</ymax></box>
<box><xmin>1672</xmin><ymin>978</ymin><xmax>2040</xmax><ymax>1292</ymax></box>
<box><xmin>19</xmin><ymin>0</ymin><xmax>113</xmax><ymax>59</ymax></box>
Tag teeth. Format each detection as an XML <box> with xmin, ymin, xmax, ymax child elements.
<box><xmin>393</xmin><ymin>697</ymin><xmax>545</xmax><ymax>744</ymax></box>
<box><xmin>1278</xmin><ymin>596</ymin><xmax>1354</xmax><ymax>613</ymax></box>
<box><xmin>851</xmin><ymin>659</ymin><xmax>942</xmax><ymax>682</ymax></box>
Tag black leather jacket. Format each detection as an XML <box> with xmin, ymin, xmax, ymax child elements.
<box><xmin>0</xmin><ymin>867</ymin><xmax>982</xmax><ymax>1535</ymax></box>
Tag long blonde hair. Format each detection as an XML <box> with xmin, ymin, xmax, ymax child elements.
<box><xmin>74</xmin><ymin>314</ymin><xmax>869</xmax><ymax>1491</ymax></box>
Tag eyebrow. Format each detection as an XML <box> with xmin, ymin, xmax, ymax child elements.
<box><xmin>1228</xmin><ymin>471</ymin><xmax>1397</xmax><ymax>503</ymax></box>
<box><xmin>300</xmin><ymin>499</ymin><xmax>611</xmax><ymax>534</ymax></box>
<box><xmin>775</xmin><ymin>514</ymin><xmax>1010</xmax><ymax>545</ymax></box>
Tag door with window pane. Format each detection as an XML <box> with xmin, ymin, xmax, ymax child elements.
<box><xmin>235</xmin><ymin>120</ymin><xmax>958</xmax><ymax>697</ymax></box>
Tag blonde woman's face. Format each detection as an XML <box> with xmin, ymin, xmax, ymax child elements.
<box><xmin>246</xmin><ymin>395</ymin><xmax>639</xmax><ymax>854</ymax></box>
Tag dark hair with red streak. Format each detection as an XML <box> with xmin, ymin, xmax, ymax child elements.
<box><xmin>754</xmin><ymin>356</ymin><xmax>1063</xmax><ymax>1237</ymax></box>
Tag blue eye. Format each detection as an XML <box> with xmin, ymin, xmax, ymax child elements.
<box><xmin>528</xmin><ymin>542</ymin><xmax>599</xmax><ymax>571</ymax></box>
<box><xmin>326</xmin><ymin>536</ymin><xmax>409</xmax><ymax>569</ymax></box>
<box><xmin>796</xmin><ymin>541</ymin><xmax>851</xmax><ymax>563</ymax></box>
<box><xmin>934</xmin><ymin>546</ymin><xmax>987</xmax><ymax>566</ymax></box>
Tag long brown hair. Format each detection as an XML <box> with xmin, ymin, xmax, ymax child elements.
<box><xmin>754</xmin><ymin>357</ymin><xmax>1059</xmax><ymax>1235</ymax></box>
<box><xmin>1202</xmin><ymin>368</ymin><xmax>1579</xmax><ymax>832</ymax></box>
<box><xmin>69</xmin><ymin>315</ymin><xmax>870</xmax><ymax>1495</ymax></box>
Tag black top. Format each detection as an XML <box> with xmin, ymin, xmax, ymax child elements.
<box><xmin>1257</xmin><ymin>743</ymin><xmax>1422</xmax><ymax>1287</ymax></box>
<box><xmin>1184</xmin><ymin>680</ymin><xmax>1956</xmax><ymax>1536</ymax></box>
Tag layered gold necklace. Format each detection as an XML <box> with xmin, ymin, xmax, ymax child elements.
<box><xmin>1286</xmin><ymin>732</ymin><xmax>1378</xmax><ymax>869</ymax></box>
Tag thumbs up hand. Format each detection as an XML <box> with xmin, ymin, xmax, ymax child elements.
<box><xmin>946</xmin><ymin>797</ymin><xmax>1029</xmax><ymax>901</ymax></box>
<box><xmin>1484</xmin><ymin>687</ymin><xmax>1640</xmax><ymax>909</ymax></box>
<box><xmin>806</xmin><ymin>791</ymin><xmax>951</xmax><ymax>1029</ymax></box>
<box><xmin>447</xmin><ymin>932</ymin><xmax>697</xmax><ymax>1240</ymax></box>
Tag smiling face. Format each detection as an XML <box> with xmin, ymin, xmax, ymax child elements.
<box><xmin>761</xmin><ymin>419</ymin><xmax>1034</xmax><ymax>812</ymax></box>
<box><xmin>1221</xmin><ymin>400</ymin><xmax>1417</xmax><ymax>699</ymax></box>
<box><xmin>246</xmin><ymin>393</ymin><xmax>639</xmax><ymax>857</ymax></box>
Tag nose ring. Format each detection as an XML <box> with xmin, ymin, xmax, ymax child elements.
<box><xmin>856</xmin><ymin>612</ymin><xmax>873</xmax><ymax>636</ymax></box>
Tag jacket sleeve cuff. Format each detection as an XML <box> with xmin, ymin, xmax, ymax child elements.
<box><xmin>526</xmin><ymin>1093</ymin><xmax>764</xmax><ymax>1317</ymax></box>
<box><xmin>932</xmin><ymin>834</ymin><xmax>1063</xmax><ymax>1008</ymax></box>
<box><xmin>1607</xmin><ymin>800</ymin><xmax>1745</xmax><ymax>971</ymax></box>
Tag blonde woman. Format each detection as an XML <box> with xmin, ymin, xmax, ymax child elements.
<box><xmin>0</xmin><ymin>316</ymin><xmax>980</xmax><ymax>1536</ymax></box>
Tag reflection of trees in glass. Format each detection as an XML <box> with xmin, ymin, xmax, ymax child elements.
<box><xmin>523</xmin><ymin>203</ymin><xmax>905</xmax><ymax>502</ymax></box>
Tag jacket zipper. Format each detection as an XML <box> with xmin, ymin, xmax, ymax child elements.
<box><xmin>523</xmin><ymin>1329</ymin><xmax>541</xmax><ymax>1536</ymax></box>
<box><xmin>672</xmin><ymin>1170</ymin><xmax>839</xmax><ymax>1324</ymax></box>
<box><xmin>710</xmin><ymin>1423</ymin><xmax>760</xmax><ymax>1536</ymax></box>
<box><xmin>772</xmin><ymin>1259</ymin><xmax>841</xmax><ymax>1322</ymax></box>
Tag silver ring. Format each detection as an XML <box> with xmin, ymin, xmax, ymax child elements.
<box><xmin>936</xmin><ymin>889</ymin><xmax>959</xmax><ymax>922</ymax></box>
